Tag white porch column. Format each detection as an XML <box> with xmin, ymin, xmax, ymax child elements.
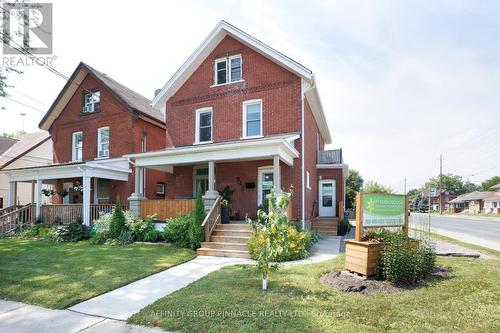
<box><xmin>273</xmin><ymin>155</ymin><xmax>282</xmax><ymax>194</ymax></box>
<box><xmin>93</xmin><ymin>177</ymin><xmax>98</xmax><ymax>204</ymax></box>
<box><xmin>82</xmin><ymin>174</ymin><xmax>91</xmax><ymax>226</ymax></box>
<box><xmin>7</xmin><ymin>181</ymin><xmax>16</xmax><ymax>206</ymax></box>
<box><xmin>208</xmin><ymin>160</ymin><xmax>215</xmax><ymax>194</ymax></box>
<box><xmin>128</xmin><ymin>166</ymin><xmax>146</xmax><ymax>218</ymax></box>
<box><xmin>35</xmin><ymin>179</ymin><xmax>42</xmax><ymax>220</ymax></box>
<box><xmin>203</xmin><ymin>160</ymin><xmax>218</xmax><ymax>212</ymax></box>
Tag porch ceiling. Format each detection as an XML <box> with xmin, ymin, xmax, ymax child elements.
<box><xmin>0</xmin><ymin>158</ymin><xmax>131</xmax><ymax>182</ymax></box>
<box><xmin>126</xmin><ymin>135</ymin><xmax>300</xmax><ymax>172</ymax></box>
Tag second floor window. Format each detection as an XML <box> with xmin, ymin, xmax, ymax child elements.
<box><xmin>195</xmin><ymin>108</ymin><xmax>212</xmax><ymax>143</ymax></box>
<box><xmin>97</xmin><ymin>127</ymin><xmax>110</xmax><ymax>158</ymax></box>
<box><xmin>72</xmin><ymin>132</ymin><xmax>83</xmax><ymax>161</ymax></box>
<box><xmin>214</xmin><ymin>54</ymin><xmax>242</xmax><ymax>85</ymax></box>
<box><xmin>243</xmin><ymin>100</ymin><xmax>262</xmax><ymax>137</ymax></box>
<box><xmin>83</xmin><ymin>91</ymin><xmax>100</xmax><ymax>113</ymax></box>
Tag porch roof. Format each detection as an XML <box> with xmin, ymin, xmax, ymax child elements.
<box><xmin>125</xmin><ymin>134</ymin><xmax>300</xmax><ymax>172</ymax></box>
<box><xmin>0</xmin><ymin>158</ymin><xmax>131</xmax><ymax>182</ymax></box>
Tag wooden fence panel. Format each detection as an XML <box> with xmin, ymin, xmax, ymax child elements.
<box><xmin>41</xmin><ymin>204</ymin><xmax>83</xmax><ymax>225</ymax></box>
<box><xmin>141</xmin><ymin>199</ymin><xmax>196</xmax><ymax>220</ymax></box>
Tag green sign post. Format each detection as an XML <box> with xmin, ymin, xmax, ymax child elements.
<box><xmin>355</xmin><ymin>193</ymin><xmax>408</xmax><ymax>241</ymax></box>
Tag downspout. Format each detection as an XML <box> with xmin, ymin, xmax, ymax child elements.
<box><xmin>301</xmin><ymin>80</ymin><xmax>306</xmax><ymax>230</ymax></box>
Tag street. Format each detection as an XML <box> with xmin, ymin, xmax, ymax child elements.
<box><xmin>410</xmin><ymin>213</ymin><xmax>500</xmax><ymax>251</ymax></box>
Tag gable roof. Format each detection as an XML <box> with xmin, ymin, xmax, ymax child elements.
<box><xmin>39</xmin><ymin>62</ymin><xmax>164</xmax><ymax>130</ymax></box>
<box><xmin>491</xmin><ymin>183</ymin><xmax>500</xmax><ymax>190</ymax></box>
<box><xmin>152</xmin><ymin>20</ymin><xmax>332</xmax><ymax>144</ymax></box>
<box><xmin>0</xmin><ymin>131</ymin><xmax>51</xmax><ymax>169</ymax></box>
<box><xmin>0</xmin><ymin>137</ymin><xmax>18</xmax><ymax>155</ymax></box>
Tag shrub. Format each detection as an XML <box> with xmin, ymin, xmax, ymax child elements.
<box><xmin>129</xmin><ymin>215</ymin><xmax>155</xmax><ymax>241</ymax></box>
<box><xmin>377</xmin><ymin>231</ymin><xmax>436</xmax><ymax>284</ymax></box>
<box><xmin>164</xmin><ymin>212</ymin><xmax>202</xmax><ymax>249</ymax></box>
<box><xmin>19</xmin><ymin>224</ymin><xmax>51</xmax><ymax>239</ymax></box>
<box><xmin>47</xmin><ymin>223</ymin><xmax>89</xmax><ymax>243</ymax></box>
<box><xmin>143</xmin><ymin>229</ymin><xmax>164</xmax><ymax>242</ymax></box>
<box><xmin>109</xmin><ymin>200</ymin><xmax>127</xmax><ymax>239</ymax></box>
<box><xmin>164</xmin><ymin>213</ymin><xmax>191</xmax><ymax>248</ymax></box>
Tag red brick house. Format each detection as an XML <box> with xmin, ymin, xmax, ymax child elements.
<box><xmin>127</xmin><ymin>21</ymin><xmax>347</xmax><ymax>229</ymax></box>
<box><xmin>2</xmin><ymin>62</ymin><xmax>166</xmax><ymax>225</ymax></box>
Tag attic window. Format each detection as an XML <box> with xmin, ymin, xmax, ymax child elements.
<box><xmin>82</xmin><ymin>91</ymin><xmax>100</xmax><ymax>113</ymax></box>
<box><xmin>214</xmin><ymin>54</ymin><xmax>242</xmax><ymax>85</ymax></box>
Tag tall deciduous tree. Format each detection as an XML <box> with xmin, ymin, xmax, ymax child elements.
<box><xmin>481</xmin><ymin>176</ymin><xmax>500</xmax><ymax>191</ymax></box>
<box><xmin>363</xmin><ymin>181</ymin><xmax>393</xmax><ymax>194</ymax></box>
<box><xmin>345</xmin><ymin>169</ymin><xmax>364</xmax><ymax>209</ymax></box>
<box><xmin>425</xmin><ymin>174</ymin><xmax>466</xmax><ymax>194</ymax></box>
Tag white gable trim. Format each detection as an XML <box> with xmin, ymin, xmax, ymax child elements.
<box><xmin>151</xmin><ymin>20</ymin><xmax>313</xmax><ymax>108</ymax></box>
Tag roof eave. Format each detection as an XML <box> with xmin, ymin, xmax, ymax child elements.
<box><xmin>304</xmin><ymin>78</ymin><xmax>332</xmax><ymax>144</ymax></box>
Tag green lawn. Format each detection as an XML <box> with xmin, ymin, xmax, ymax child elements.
<box><xmin>129</xmin><ymin>255</ymin><xmax>500</xmax><ymax>333</ymax></box>
<box><xmin>0</xmin><ymin>239</ymin><xmax>196</xmax><ymax>309</ymax></box>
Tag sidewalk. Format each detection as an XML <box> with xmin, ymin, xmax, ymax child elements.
<box><xmin>0</xmin><ymin>300</ymin><xmax>165</xmax><ymax>333</ymax></box>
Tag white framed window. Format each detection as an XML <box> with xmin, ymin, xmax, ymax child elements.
<box><xmin>195</xmin><ymin>107</ymin><xmax>213</xmax><ymax>143</ymax></box>
<box><xmin>82</xmin><ymin>91</ymin><xmax>100</xmax><ymax>113</ymax></box>
<box><xmin>97</xmin><ymin>127</ymin><xmax>110</xmax><ymax>158</ymax></box>
<box><xmin>72</xmin><ymin>132</ymin><xmax>83</xmax><ymax>161</ymax></box>
<box><xmin>156</xmin><ymin>182</ymin><xmax>165</xmax><ymax>196</ymax></box>
<box><xmin>307</xmin><ymin>171</ymin><xmax>311</xmax><ymax>190</ymax></box>
<box><xmin>213</xmin><ymin>54</ymin><xmax>242</xmax><ymax>85</ymax></box>
<box><xmin>242</xmin><ymin>99</ymin><xmax>263</xmax><ymax>138</ymax></box>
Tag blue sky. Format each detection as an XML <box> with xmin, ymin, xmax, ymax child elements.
<box><xmin>1</xmin><ymin>0</ymin><xmax>499</xmax><ymax>191</ymax></box>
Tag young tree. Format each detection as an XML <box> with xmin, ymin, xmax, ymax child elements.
<box><xmin>247</xmin><ymin>189</ymin><xmax>292</xmax><ymax>290</ymax></box>
<box><xmin>109</xmin><ymin>198</ymin><xmax>127</xmax><ymax>238</ymax></box>
<box><xmin>481</xmin><ymin>176</ymin><xmax>500</xmax><ymax>191</ymax></box>
<box><xmin>345</xmin><ymin>169</ymin><xmax>364</xmax><ymax>209</ymax></box>
<box><xmin>363</xmin><ymin>181</ymin><xmax>393</xmax><ymax>194</ymax></box>
<box><xmin>407</xmin><ymin>188</ymin><xmax>421</xmax><ymax>198</ymax></box>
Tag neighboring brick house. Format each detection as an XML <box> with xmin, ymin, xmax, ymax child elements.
<box><xmin>420</xmin><ymin>189</ymin><xmax>457</xmax><ymax>212</ymax></box>
<box><xmin>2</xmin><ymin>62</ymin><xmax>166</xmax><ymax>225</ymax></box>
<box><xmin>127</xmin><ymin>21</ymin><xmax>347</xmax><ymax>227</ymax></box>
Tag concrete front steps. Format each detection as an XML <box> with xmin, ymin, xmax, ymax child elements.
<box><xmin>311</xmin><ymin>217</ymin><xmax>339</xmax><ymax>236</ymax></box>
<box><xmin>197</xmin><ymin>223</ymin><xmax>251</xmax><ymax>258</ymax></box>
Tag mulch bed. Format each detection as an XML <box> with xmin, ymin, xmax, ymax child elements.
<box><xmin>320</xmin><ymin>267</ymin><xmax>451</xmax><ymax>295</ymax></box>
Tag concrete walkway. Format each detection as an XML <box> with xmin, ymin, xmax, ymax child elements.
<box><xmin>69</xmin><ymin>256</ymin><xmax>253</xmax><ymax>320</ymax></box>
<box><xmin>0</xmin><ymin>300</ymin><xmax>165</xmax><ymax>333</ymax></box>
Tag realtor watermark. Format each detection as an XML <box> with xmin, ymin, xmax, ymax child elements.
<box><xmin>2</xmin><ymin>1</ymin><xmax>55</xmax><ymax>66</ymax></box>
<box><xmin>149</xmin><ymin>309</ymin><xmax>351</xmax><ymax>319</ymax></box>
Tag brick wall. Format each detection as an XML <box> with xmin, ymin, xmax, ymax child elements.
<box><xmin>165</xmin><ymin>35</ymin><xmax>302</xmax><ymax>146</ymax></box>
<box><xmin>49</xmin><ymin>71</ymin><xmax>166</xmax><ymax>201</ymax></box>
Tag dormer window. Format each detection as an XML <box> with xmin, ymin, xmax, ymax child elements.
<box><xmin>82</xmin><ymin>91</ymin><xmax>100</xmax><ymax>113</ymax></box>
<box><xmin>214</xmin><ymin>54</ymin><xmax>242</xmax><ymax>85</ymax></box>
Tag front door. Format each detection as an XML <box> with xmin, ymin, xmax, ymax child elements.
<box><xmin>258</xmin><ymin>167</ymin><xmax>274</xmax><ymax>206</ymax></box>
<box><xmin>319</xmin><ymin>180</ymin><xmax>336</xmax><ymax>217</ymax></box>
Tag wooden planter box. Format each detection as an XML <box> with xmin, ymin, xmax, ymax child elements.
<box><xmin>345</xmin><ymin>240</ymin><xmax>383</xmax><ymax>276</ymax></box>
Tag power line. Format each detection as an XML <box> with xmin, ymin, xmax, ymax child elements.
<box><xmin>1</xmin><ymin>95</ymin><xmax>46</xmax><ymax>113</ymax></box>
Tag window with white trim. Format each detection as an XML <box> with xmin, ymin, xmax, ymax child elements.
<box><xmin>97</xmin><ymin>127</ymin><xmax>110</xmax><ymax>158</ymax></box>
<box><xmin>195</xmin><ymin>108</ymin><xmax>212</xmax><ymax>143</ymax></box>
<box><xmin>243</xmin><ymin>100</ymin><xmax>262</xmax><ymax>137</ymax></box>
<box><xmin>307</xmin><ymin>171</ymin><xmax>311</xmax><ymax>190</ymax></box>
<box><xmin>82</xmin><ymin>91</ymin><xmax>100</xmax><ymax>113</ymax></box>
<box><xmin>214</xmin><ymin>54</ymin><xmax>242</xmax><ymax>85</ymax></box>
<box><xmin>72</xmin><ymin>132</ymin><xmax>83</xmax><ymax>161</ymax></box>
<box><xmin>156</xmin><ymin>182</ymin><xmax>165</xmax><ymax>196</ymax></box>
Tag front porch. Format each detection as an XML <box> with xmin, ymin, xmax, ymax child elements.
<box><xmin>126</xmin><ymin>135</ymin><xmax>301</xmax><ymax>221</ymax></box>
<box><xmin>0</xmin><ymin>158</ymin><xmax>131</xmax><ymax>226</ymax></box>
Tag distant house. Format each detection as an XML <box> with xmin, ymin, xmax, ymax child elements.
<box><xmin>420</xmin><ymin>188</ymin><xmax>456</xmax><ymax>211</ymax></box>
<box><xmin>491</xmin><ymin>183</ymin><xmax>500</xmax><ymax>192</ymax></box>
<box><xmin>0</xmin><ymin>132</ymin><xmax>53</xmax><ymax>207</ymax></box>
<box><xmin>484</xmin><ymin>192</ymin><xmax>500</xmax><ymax>214</ymax></box>
<box><xmin>449</xmin><ymin>191</ymin><xmax>497</xmax><ymax>214</ymax></box>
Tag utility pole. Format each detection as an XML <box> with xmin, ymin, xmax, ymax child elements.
<box><xmin>404</xmin><ymin>176</ymin><xmax>407</xmax><ymax>195</ymax></box>
<box><xmin>439</xmin><ymin>154</ymin><xmax>443</xmax><ymax>214</ymax></box>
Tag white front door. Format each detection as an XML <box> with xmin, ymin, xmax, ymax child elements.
<box><xmin>319</xmin><ymin>180</ymin><xmax>336</xmax><ymax>217</ymax></box>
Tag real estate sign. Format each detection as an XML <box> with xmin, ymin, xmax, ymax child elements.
<box><xmin>362</xmin><ymin>194</ymin><xmax>406</xmax><ymax>227</ymax></box>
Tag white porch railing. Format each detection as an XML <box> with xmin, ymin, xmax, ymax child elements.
<box><xmin>0</xmin><ymin>204</ymin><xmax>35</xmax><ymax>235</ymax></box>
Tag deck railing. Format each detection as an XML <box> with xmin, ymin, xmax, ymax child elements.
<box><xmin>0</xmin><ymin>205</ymin><xmax>20</xmax><ymax>217</ymax></box>
<box><xmin>0</xmin><ymin>204</ymin><xmax>35</xmax><ymax>234</ymax></box>
<box><xmin>41</xmin><ymin>203</ymin><xmax>129</xmax><ymax>225</ymax></box>
<box><xmin>202</xmin><ymin>196</ymin><xmax>221</xmax><ymax>242</ymax></box>
<box><xmin>141</xmin><ymin>199</ymin><xmax>196</xmax><ymax>220</ymax></box>
<box><xmin>318</xmin><ymin>149</ymin><xmax>343</xmax><ymax>164</ymax></box>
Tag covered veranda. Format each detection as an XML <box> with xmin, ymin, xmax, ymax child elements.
<box><xmin>1</xmin><ymin>158</ymin><xmax>131</xmax><ymax>225</ymax></box>
<box><xmin>125</xmin><ymin>135</ymin><xmax>300</xmax><ymax>220</ymax></box>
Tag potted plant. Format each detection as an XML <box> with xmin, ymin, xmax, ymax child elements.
<box><xmin>218</xmin><ymin>186</ymin><xmax>234</xmax><ymax>224</ymax></box>
<box><xmin>221</xmin><ymin>199</ymin><xmax>230</xmax><ymax>224</ymax></box>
